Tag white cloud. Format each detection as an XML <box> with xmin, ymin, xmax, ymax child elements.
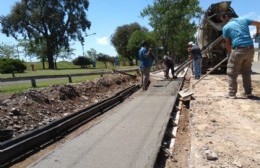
<box><xmin>242</xmin><ymin>12</ymin><xmax>256</xmax><ymax>18</ymax></box>
<box><xmin>242</xmin><ymin>12</ymin><xmax>260</xmax><ymax>20</ymax></box>
<box><xmin>96</xmin><ymin>37</ymin><xmax>109</xmax><ymax>46</ymax></box>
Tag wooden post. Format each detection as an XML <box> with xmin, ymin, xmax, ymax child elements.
<box><xmin>136</xmin><ymin>69</ymin><xmax>141</xmax><ymax>76</ymax></box>
<box><xmin>31</xmin><ymin>77</ymin><xmax>36</xmax><ymax>88</ymax></box>
<box><xmin>68</xmin><ymin>75</ymin><xmax>72</xmax><ymax>83</ymax></box>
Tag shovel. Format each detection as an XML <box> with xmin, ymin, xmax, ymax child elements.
<box><xmin>112</xmin><ymin>69</ymin><xmax>137</xmax><ymax>79</ymax></box>
<box><xmin>175</xmin><ymin>60</ymin><xmax>193</xmax><ymax>77</ymax></box>
<box><xmin>179</xmin><ymin>57</ymin><xmax>228</xmax><ymax>98</ymax></box>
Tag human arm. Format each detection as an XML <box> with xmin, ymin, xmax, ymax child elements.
<box><xmin>146</xmin><ymin>48</ymin><xmax>154</xmax><ymax>57</ymax></box>
<box><xmin>188</xmin><ymin>54</ymin><xmax>193</xmax><ymax>61</ymax></box>
<box><xmin>251</xmin><ymin>20</ymin><xmax>260</xmax><ymax>28</ymax></box>
<box><xmin>224</xmin><ymin>37</ymin><xmax>232</xmax><ymax>55</ymax></box>
<box><xmin>222</xmin><ymin>25</ymin><xmax>232</xmax><ymax>55</ymax></box>
<box><xmin>187</xmin><ymin>47</ymin><xmax>192</xmax><ymax>60</ymax></box>
<box><xmin>139</xmin><ymin>47</ymin><xmax>151</xmax><ymax>59</ymax></box>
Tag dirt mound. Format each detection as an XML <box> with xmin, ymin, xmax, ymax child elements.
<box><xmin>0</xmin><ymin>74</ymin><xmax>139</xmax><ymax>138</ymax></box>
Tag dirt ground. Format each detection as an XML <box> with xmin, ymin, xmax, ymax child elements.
<box><xmin>169</xmin><ymin>68</ymin><xmax>260</xmax><ymax>168</ymax></box>
<box><xmin>0</xmin><ymin>74</ymin><xmax>139</xmax><ymax>139</ymax></box>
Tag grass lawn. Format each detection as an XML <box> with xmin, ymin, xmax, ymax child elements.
<box><xmin>1</xmin><ymin>61</ymin><xmax>137</xmax><ymax>78</ymax></box>
<box><xmin>0</xmin><ymin>75</ymin><xmax>101</xmax><ymax>95</ymax></box>
<box><xmin>0</xmin><ymin>61</ymin><xmax>139</xmax><ymax>95</ymax></box>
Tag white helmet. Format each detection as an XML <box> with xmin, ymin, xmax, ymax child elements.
<box><xmin>188</xmin><ymin>41</ymin><xmax>195</xmax><ymax>46</ymax></box>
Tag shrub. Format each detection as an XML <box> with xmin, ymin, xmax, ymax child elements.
<box><xmin>0</xmin><ymin>58</ymin><xmax>27</xmax><ymax>74</ymax></box>
<box><xmin>72</xmin><ymin>56</ymin><xmax>93</xmax><ymax>68</ymax></box>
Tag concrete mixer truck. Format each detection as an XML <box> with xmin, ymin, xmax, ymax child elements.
<box><xmin>196</xmin><ymin>1</ymin><xmax>238</xmax><ymax>73</ymax></box>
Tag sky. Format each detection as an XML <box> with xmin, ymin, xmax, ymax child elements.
<box><xmin>0</xmin><ymin>0</ymin><xmax>260</xmax><ymax>61</ymax></box>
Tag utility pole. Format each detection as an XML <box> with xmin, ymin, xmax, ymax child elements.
<box><xmin>256</xmin><ymin>28</ymin><xmax>260</xmax><ymax>61</ymax></box>
<box><xmin>82</xmin><ymin>33</ymin><xmax>96</xmax><ymax>56</ymax></box>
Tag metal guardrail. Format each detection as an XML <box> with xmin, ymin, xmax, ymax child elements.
<box><xmin>0</xmin><ymin>68</ymin><xmax>140</xmax><ymax>87</ymax></box>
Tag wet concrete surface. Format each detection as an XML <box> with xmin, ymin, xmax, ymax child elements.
<box><xmin>28</xmin><ymin>77</ymin><xmax>183</xmax><ymax>168</ymax></box>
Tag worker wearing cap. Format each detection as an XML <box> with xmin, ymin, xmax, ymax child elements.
<box><xmin>188</xmin><ymin>41</ymin><xmax>202</xmax><ymax>79</ymax></box>
<box><xmin>138</xmin><ymin>41</ymin><xmax>154</xmax><ymax>91</ymax></box>
<box><xmin>221</xmin><ymin>11</ymin><xmax>260</xmax><ymax>99</ymax></box>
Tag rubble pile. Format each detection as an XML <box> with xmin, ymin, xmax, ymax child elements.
<box><xmin>0</xmin><ymin>74</ymin><xmax>139</xmax><ymax>138</ymax></box>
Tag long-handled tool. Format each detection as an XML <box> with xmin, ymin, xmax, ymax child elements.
<box><xmin>112</xmin><ymin>69</ymin><xmax>137</xmax><ymax>79</ymax></box>
<box><xmin>175</xmin><ymin>60</ymin><xmax>192</xmax><ymax>77</ymax></box>
<box><xmin>179</xmin><ymin>57</ymin><xmax>228</xmax><ymax>98</ymax></box>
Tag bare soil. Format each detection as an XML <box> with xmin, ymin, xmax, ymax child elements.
<box><xmin>168</xmin><ymin>69</ymin><xmax>260</xmax><ymax>168</ymax></box>
<box><xmin>0</xmin><ymin>74</ymin><xmax>139</xmax><ymax>139</ymax></box>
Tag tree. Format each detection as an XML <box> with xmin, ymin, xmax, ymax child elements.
<box><xmin>97</xmin><ymin>53</ymin><xmax>115</xmax><ymax>69</ymax></box>
<box><xmin>127</xmin><ymin>30</ymin><xmax>156</xmax><ymax>65</ymax></box>
<box><xmin>111</xmin><ymin>22</ymin><xmax>148</xmax><ymax>66</ymax></box>
<box><xmin>18</xmin><ymin>39</ymin><xmax>48</xmax><ymax>69</ymax></box>
<box><xmin>0</xmin><ymin>0</ymin><xmax>91</xmax><ymax>69</ymax></box>
<box><xmin>0</xmin><ymin>43</ymin><xmax>16</xmax><ymax>58</ymax></box>
<box><xmin>54</xmin><ymin>47</ymin><xmax>75</xmax><ymax>69</ymax></box>
<box><xmin>56</xmin><ymin>47</ymin><xmax>75</xmax><ymax>62</ymax></box>
<box><xmin>0</xmin><ymin>57</ymin><xmax>26</xmax><ymax>74</ymax></box>
<box><xmin>141</xmin><ymin>0</ymin><xmax>203</xmax><ymax>62</ymax></box>
<box><xmin>72</xmin><ymin>56</ymin><xmax>93</xmax><ymax>68</ymax></box>
<box><xmin>87</xmin><ymin>48</ymin><xmax>98</xmax><ymax>68</ymax></box>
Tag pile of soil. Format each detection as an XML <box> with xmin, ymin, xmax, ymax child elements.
<box><xmin>0</xmin><ymin>74</ymin><xmax>139</xmax><ymax>139</ymax></box>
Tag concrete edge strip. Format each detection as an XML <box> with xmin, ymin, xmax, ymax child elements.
<box><xmin>169</xmin><ymin>102</ymin><xmax>183</xmax><ymax>154</ymax></box>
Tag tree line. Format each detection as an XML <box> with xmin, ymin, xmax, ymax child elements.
<box><xmin>0</xmin><ymin>0</ymin><xmax>203</xmax><ymax>71</ymax></box>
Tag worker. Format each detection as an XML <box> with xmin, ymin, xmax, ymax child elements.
<box><xmin>188</xmin><ymin>41</ymin><xmax>202</xmax><ymax>79</ymax></box>
<box><xmin>221</xmin><ymin>11</ymin><xmax>260</xmax><ymax>99</ymax></box>
<box><xmin>138</xmin><ymin>41</ymin><xmax>154</xmax><ymax>91</ymax></box>
<box><xmin>163</xmin><ymin>51</ymin><xmax>176</xmax><ymax>79</ymax></box>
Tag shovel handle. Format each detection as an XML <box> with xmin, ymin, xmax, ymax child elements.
<box><xmin>190</xmin><ymin>57</ymin><xmax>228</xmax><ymax>88</ymax></box>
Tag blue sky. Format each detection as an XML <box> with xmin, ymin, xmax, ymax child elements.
<box><xmin>0</xmin><ymin>0</ymin><xmax>259</xmax><ymax>61</ymax></box>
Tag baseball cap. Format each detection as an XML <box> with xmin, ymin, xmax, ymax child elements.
<box><xmin>188</xmin><ymin>41</ymin><xmax>195</xmax><ymax>46</ymax></box>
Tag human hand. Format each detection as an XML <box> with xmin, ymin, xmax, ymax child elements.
<box><xmin>227</xmin><ymin>53</ymin><xmax>231</xmax><ymax>58</ymax></box>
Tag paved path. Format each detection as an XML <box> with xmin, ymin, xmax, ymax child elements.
<box><xmin>29</xmin><ymin>75</ymin><xmax>184</xmax><ymax>168</ymax></box>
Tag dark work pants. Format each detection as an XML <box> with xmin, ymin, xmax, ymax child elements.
<box><xmin>165</xmin><ymin>65</ymin><xmax>174</xmax><ymax>78</ymax></box>
<box><xmin>227</xmin><ymin>47</ymin><xmax>254</xmax><ymax>96</ymax></box>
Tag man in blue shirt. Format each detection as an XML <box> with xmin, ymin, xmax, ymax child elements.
<box><xmin>139</xmin><ymin>41</ymin><xmax>154</xmax><ymax>91</ymax></box>
<box><xmin>221</xmin><ymin>11</ymin><xmax>260</xmax><ymax>99</ymax></box>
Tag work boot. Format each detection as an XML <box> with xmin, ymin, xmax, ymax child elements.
<box><xmin>240</xmin><ymin>91</ymin><xmax>254</xmax><ymax>99</ymax></box>
<box><xmin>225</xmin><ymin>94</ymin><xmax>236</xmax><ymax>99</ymax></box>
<box><xmin>164</xmin><ymin>75</ymin><xmax>170</xmax><ymax>79</ymax></box>
<box><xmin>146</xmin><ymin>80</ymin><xmax>151</xmax><ymax>88</ymax></box>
